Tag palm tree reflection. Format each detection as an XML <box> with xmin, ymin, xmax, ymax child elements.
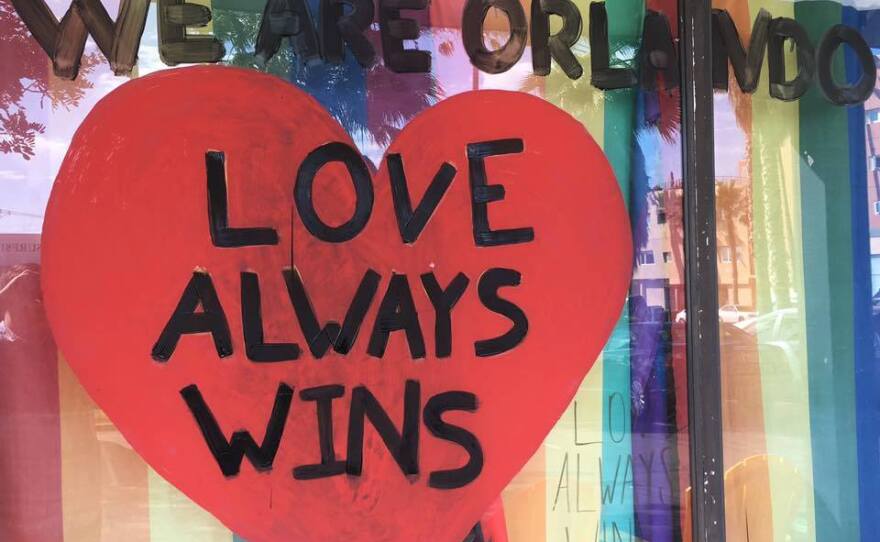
<box><xmin>212</xmin><ymin>4</ymin><xmax>442</xmax><ymax>160</ymax></box>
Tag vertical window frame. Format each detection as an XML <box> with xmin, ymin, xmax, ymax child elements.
<box><xmin>679</xmin><ymin>0</ymin><xmax>728</xmax><ymax>540</ymax></box>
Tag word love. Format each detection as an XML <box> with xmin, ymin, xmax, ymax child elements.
<box><xmin>151</xmin><ymin>139</ymin><xmax>533</xmax><ymax>365</ymax></box>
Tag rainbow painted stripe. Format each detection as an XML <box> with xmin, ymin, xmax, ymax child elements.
<box><xmin>2</xmin><ymin>0</ymin><xmax>878</xmax><ymax>541</ymax></box>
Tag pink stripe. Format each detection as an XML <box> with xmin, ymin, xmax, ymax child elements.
<box><xmin>0</xmin><ymin>265</ymin><xmax>63</xmax><ymax>542</ymax></box>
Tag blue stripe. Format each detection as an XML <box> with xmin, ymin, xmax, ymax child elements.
<box><xmin>844</xmin><ymin>7</ymin><xmax>880</xmax><ymax>541</ymax></box>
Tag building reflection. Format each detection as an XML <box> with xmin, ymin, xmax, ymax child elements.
<box><xmin>0</xmin><ymin>2</ymin><xmax>698</xmax><ymax>540</ymax></box>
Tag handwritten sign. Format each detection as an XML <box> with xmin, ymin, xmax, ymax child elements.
<box><xmin>10</xmin><ymin>0</ymin><xmax>877</xmax><ymax>105</ymax></box>
<box><xmin>41</xmin><ymin>66</ymin><xmax>631</xmax><ymax>542</ymax></box>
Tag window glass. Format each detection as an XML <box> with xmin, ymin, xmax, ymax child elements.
<box><xmin>713</xmin><ymin>1</ymin><xmax>879</xmax><ymax>540</ymax></box>
<box><xmin>0</xmin><ymin>0</ymin><xmax>690</xmax><ymax>541</ymax></box>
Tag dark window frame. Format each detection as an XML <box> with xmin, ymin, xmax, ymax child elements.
<box><xmin>679</xmin><ymin>0</ymin><xmax>727</xmax><ymax>540</ymax></box>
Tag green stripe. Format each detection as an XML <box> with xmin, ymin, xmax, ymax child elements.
<box><xmin>796</xmin><ymin>3</ymin><xmax>861</xmax><ymax>539</ymax></box>
<box><xmin>600</xmin><ymin>0</ymin><xmax>643</xmax><ymax>536</ymax></box>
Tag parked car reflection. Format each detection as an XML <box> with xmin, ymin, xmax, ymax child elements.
<box><xmin>733</xmin><ymin>307</ymin><xmax>799</xmax><ymax>339</ymax></box>
<box><xmin>674</xmin><ymin>304</ymin><xmax>757</xmax><ymax>324</ymax></box>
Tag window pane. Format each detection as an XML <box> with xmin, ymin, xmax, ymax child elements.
<box><xmin>713</xmin><ymin>1</ymin><xmax>879</xmax><ymax>540</ymax></box>
<box><xmin>0</xmin><ymin>1</ymin><xmax>691</xmax><ymax>541</ymax></box>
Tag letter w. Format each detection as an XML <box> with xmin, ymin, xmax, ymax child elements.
<box><xmin>181</xmin><ymin>383</ymin><xmax>294</xmax><ymax>477</ymax></box>
<box><xmin>10</xmin><ymin>0</ymin><xmax>150</xmax><ymax>79</ymax></box>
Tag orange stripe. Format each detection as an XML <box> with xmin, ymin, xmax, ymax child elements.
<box><xmin>502</xmin><ymin>446</ymin><xmax>546</xmax><ymax>542</ymax></box>
<box><xmin>712</xmin><ymin>0</ymin><xmax>769</xmax><ymax>477</ymax></box>
<box><xmin>58</xmin><ymin>354</ymin><xmax>150</xmax><ymax>542</ymax></box>
<box><xmin>708</xmin><ymin>3</ymin><xmax>774</xmax><ymax>541</ymax></box>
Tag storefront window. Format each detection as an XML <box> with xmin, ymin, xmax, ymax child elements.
<box><xmin>1</xmin><ymin>0</ymin><xmax>875</xmax><ymax>540</ymax></box>
<box><xmin>0</xmin><ymin>1</ymin><xmax>693</xmax><ymax>540</ymax></box>
<box><xmin>713</xmin><ymin>1</ymin><xmax>879</xmax><ymax>540</ymax></box>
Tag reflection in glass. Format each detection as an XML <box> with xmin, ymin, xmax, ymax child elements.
<box><xmin>713</xmin><ymin>2</ymin><xmax>879</xmax><ymax>541</ymax></box>
<box><xmin>0</xmin><ymin>1</ymin><xmax>693</xmax><ymax>540</ymax></box>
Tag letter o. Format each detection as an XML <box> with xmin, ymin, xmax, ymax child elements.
<box><xmin>816</xmin><ymin>24</ymin><xmax>876</xmax><ymax>106</ymax></box>
<box><xmin>295</xmin><ymin>142</ymin><xmax>373</xmax><ymax>242</ymax></box>
<box><xmin>462</xmin><ymin>0</ymin><xmax>528</xmax><ymax>74</ymax></box>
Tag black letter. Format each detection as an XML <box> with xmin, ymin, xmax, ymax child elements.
<box><xmin>711</xmin><ymin>8</ymin><xmax>771</xmax><ymax>92</ymax></box>
<box><xmin>531</xmin><ymin>0</ymin><xmax>583</xmax><ymax>80</ymax></box>
<box><xmin>462</xmin><ymin>0</ymin><xmax>527</xmax><ymax>74</ymax></box>
<box><xmin>295</xmin><ymin>142</ymin><xmax>374</xmax><ymax>243</ymax></box>
<box><xmin>640</xmin><ymin>10</ymin><xmax>679</xmax><ymax>91</ymax></box>
<box><xmin>467</xmin><ymin>139</ymin><xmax>535</xmax><ymax>247</ymax></box>
<box><xmin>157</xmin><ymin>0</ymin><xmax>225</xmax><ymax>66</ymax></box>
<box><xmin>387</xmin><ymin>153</ymin><xmax>457</xmax><ymax>244</ymax></box>
<box><xmin>293</xmin><ymin>385</ymin><xmax>347</xmax><ymax>479</ymax></box>
<box><xmin>421</xmin><ymin>272</ymin><xmax>470</xmax><ymax>358</ymax></box>
<box><xmin>346</xmin><ymin>380</ymin><xmax>420</xmax><ymax>476</ymax></box>
<box><xmin>282</xmin><ymin>267</ymin><xmax>381</xmax><ymax>358</ymax></box>
<box><xmin>424</xmin><ymin>391</ymin><xmax>483</xmax><ymax>489</ymax></box>
<box><xmin>367</xmin><ymin>274</ymin><xmax>426</xmax><ymax>358</ymax></box>
<box><xmin>816</xmin><ymin>24</ymin><xmax>877</xmax><ymax>106</ymax></box>
<box><xmin>474</xmin><ymin>268</ymin><xmax>527</xmax><ymax>356</ymax></box>
<box><xmin>465</xmin><ymin>524</ymin><xmax>487</xmax><ymax>542</ymax></box>
<box><xmin>379</xmin><ymin>0</ymin><xmax>431</xmax><ymax>72</ymax></box>
<box><xmin>241</xmin><ymin>272</ymin><xmax>300</xmax><ymax>362</ymax></box>
<box><xmin>767</xmin><ymin>17</ymin><xmax>815</xmax><ymax>101</ymax></box>
<box><xmin>320</xmin><ymin>0</ymin><xmax>375</xmax><ymax>67</ymax></box>
<box><xmin>10</xmin><ymin>0</ymin><xmax>150</xmax><ymax>78</ymax></box>
<box><xmin>589</xmin><ymin>2</ymin><xmax>638</xmax><ymax>90</ymax></box>
<box><xmin>206</xmin><ymin>151</ymin><xmax>279</xmax><ymax>248</ymax></box>
<box><xmin>181</xmin><ymin>383</ymin><xmax>293</xmax><ymax>476</ymax></box>
<box><xmin>255</xmin><ymin>0</ymin><xmax>321</xmax><ymax>65</ymax></box>
<box><xmin>151</xmin><ymin>271</ymin><xmax>232</xmax><ymax>361</ymax></box>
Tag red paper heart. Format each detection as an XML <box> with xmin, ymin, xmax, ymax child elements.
<box><xmin>41</xmin><ymin>66</ymin><xmax>631</xmax><ymax>542</ymax></box>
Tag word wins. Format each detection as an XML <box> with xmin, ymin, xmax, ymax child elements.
<box><xmin>181</xmin><ymin>380</ymin><xmax>483</xmax><ymax>489</ymax></box>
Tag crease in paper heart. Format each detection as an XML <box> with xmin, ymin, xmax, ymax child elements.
<box><xmin>41</xmin><ymin>66</ymin><xmax>632</xmax><ymax>542</ymax></box>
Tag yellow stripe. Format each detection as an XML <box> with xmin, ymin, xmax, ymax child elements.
<box><xmin>748</xmin><ymin>1</ymin><xmax>815</xmax><ymax>540</ymax></box>
<box><xmin>147</xmin><ymin>469</ymin><xmax>232</xmax><ymax>542</ymax></box>
<box><xmin>544</xmin><ymin>355</ymin><xmax>605</xmax><ymax>541</ymax></box>
<box><xmin>544</xmin><ymin>5</ymin><xmax>605</xmax><ymax>537</ymax></box>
